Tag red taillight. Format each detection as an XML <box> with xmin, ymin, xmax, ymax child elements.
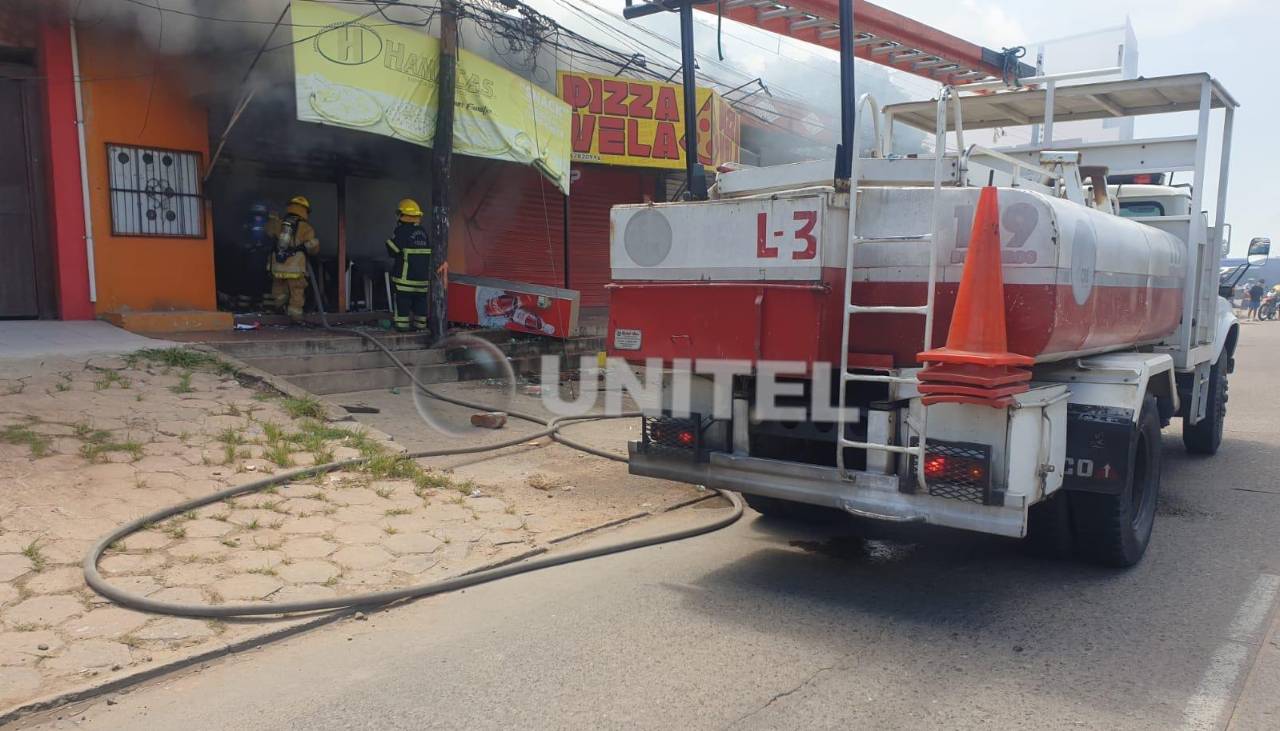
<box><xmin>1132</xmin><ymin>173</ymin><xmax>1152</xmax><ymax>184</ymax></box>
<box><xmin>924</xmin><ymin>456</ymin><xmax>947</xmax><ymax>478</ymax></box>
<box><xmin>677</xmin><ymin>430</ymin><xmax>696</xmax><ymax>447</ymax></box>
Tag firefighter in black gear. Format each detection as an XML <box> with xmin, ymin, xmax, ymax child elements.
<box><xmin>386</xmin><ymin>198</ymin><xmax>444</xmax><ymax>331</ymax></box>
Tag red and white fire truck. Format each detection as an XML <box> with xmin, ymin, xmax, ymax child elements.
<box><xmin>607</xmin><ymin>72</ymin><xmax>1243</xmax><ymax>566</ymax></box>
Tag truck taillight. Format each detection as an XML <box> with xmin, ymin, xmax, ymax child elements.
<box><xmin>918</xmin><ymin>441</ymin><xmax>994</xmax><ymax>505</ymax></box>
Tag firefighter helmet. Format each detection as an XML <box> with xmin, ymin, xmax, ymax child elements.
<box><xmin>289</xmin><ymin>195</ymin><xmax>311</xmax><ymax>210</ymax></box>
<box><xmin>397</xmin><ymin>198</ymin><xmax>424</xmax><ymax>219</ymax></box>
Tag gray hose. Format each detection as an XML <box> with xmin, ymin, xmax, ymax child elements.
<box><xmin>82</xmin><ymin>269</ymin><xmax>741</xmax><ymax>618</ymax></box>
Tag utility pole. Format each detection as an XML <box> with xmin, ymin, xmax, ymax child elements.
<box><xmin>429</xmin><ymin>0</ymin><xmax>459</xmax><ymax>342</ymax></box>
<box><xmin>624</xmin><ymin>1</ymin><xmax>709</xmax><ymax>201</ymax></box>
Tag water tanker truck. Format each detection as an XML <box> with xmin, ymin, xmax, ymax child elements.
<box><xmin>606</xmin><ymin>72</ymin><xmax>1243</xmax><ymax>566</ymax></box>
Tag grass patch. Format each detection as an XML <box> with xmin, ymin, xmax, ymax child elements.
<box><xmin>246</xmin><ymin>567</ymin><xmax>277</xmax><ymax>576</ymax></box>
<box><xmin>382</xmin><ymin>525</ymin><xmax>399</xmax><ymax>535</ymax></box>
<box><xmin>93</xmin><ymin>370</ymin><xmax>131</xmax><ymax>390</ymax></box>
<box><xmin>384</xmin><ymin>507</ymin><xmax>412</xmax><ymax>517</ymax></box>
<box><xmin>127</xmin><ymin>347</ymin><xmax>236</xmax><ymax>375</ymax></box>
<box><xmin>1</xmin><ymin>425</ymin><xmax>50</xmax><ymax>458</ymax></box>
<box><xmin>264</xmin><ymin>443</ymin><xmax>293</xmax><ymax>467</ymax></box>
<box><xmin>217</xmin><ymin>427</ymin><xmax>247</xmax><ymax>446</ymax></box>
<box><xmin>170</xmin><ymin>370</ymin><xmax>194</xmax><ymax>394</ymax></box>
<box><xmin>163</xmin><ymin>523</ymin><xmax>187</xmax><ymax>540</ymax></box>
<box><xmin>282</xmin><ymin>395</ymin><xmax>325</xmax><ymax>420</ymax></box>
<box><xmin>261</xmin><ymin>421</ymin><xmax>286</xmax><ymax>445</ymax></box>
<box><xmin>80</xmin><ymin>438</ymin><xmax>144</xmax><ymax>463</ymax></box>
<box><xmin>22</xmin><ymin>539</ymin><xmax>46</xmax><ymax>572</ymax></box>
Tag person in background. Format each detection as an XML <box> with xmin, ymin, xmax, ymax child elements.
<box><xmin>266</xmin><ymin>196</ymin><xmax>320</xmax><ymax>321</ymax></box>
<box><xmin>386</xmin><ymin>198</ymin><xmax>447</xmax><ymax>332</ymax></box>
<box><xmin>1248</xmin><ymin>279</ymin><xmax>1266</xmax><ymax>320</ymax></box>
<box><xmin>239</xmin><ymin>202</ymin><xmax>274</xmax><ymax>310</ymax></box>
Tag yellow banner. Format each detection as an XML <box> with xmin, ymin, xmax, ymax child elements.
<box><xmin>291</xmin><ymin>1</ymin><xmax>571</xmax><ymax>194</ymax></box>
<box><xmin>557</xmin><ymin>71</ymin><xmax>740</xmax><ymax>170</ymax></box>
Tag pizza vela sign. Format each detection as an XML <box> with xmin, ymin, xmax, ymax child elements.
<box><xmin>557</xmin><ymin>71</ymin><xmax>739</xmax><ymax>170</ymax></box>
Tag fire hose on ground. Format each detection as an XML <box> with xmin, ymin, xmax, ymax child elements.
<box><xmin>82</xmin><ymin>265</ymin><xmax>742</xmax><ymax>618</ymax></box>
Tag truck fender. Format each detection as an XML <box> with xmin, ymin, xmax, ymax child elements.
<box><xmin>1036</xmin><ymin>353</ymin><xmax>1176</xmax><ymax>496</ymax></box>
<box><xmin>1212</xmin><ymin>297</ymin><xmax>1241</xmax><ymax>372</ymax></box>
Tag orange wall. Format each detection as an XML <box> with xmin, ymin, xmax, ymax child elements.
<box><xmin>79</xmin><ymin>29</ymin><xmax>217</xmax><ymax>314</ymax></box>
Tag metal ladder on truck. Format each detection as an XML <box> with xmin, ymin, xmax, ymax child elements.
<box><xmin>835</xmin><ymin>89</ymin><xmax>964</xmax><ymax>490</ymax></box>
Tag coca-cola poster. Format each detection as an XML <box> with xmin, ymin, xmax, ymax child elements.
<box><xmin>447</xmin><ymin>275</ymin><xmax>579</xmax><ymax>339</ymax></box>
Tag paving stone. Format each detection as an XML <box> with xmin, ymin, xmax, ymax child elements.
<box><xmin>426</xmin><ymin>504</ymin><xmax>473</xmax><ymax>522</ymax></box>
<box><xmin>0</xmin><ymin>630</ymin><xmax>63</xmax><ymax>666</ymax></box>
<box><xmin>0</xmin><ymin>583</ymin><xmax>18</xmax><ymax>607</ymax></box>
<box><xmin>465</xmin><ymin>496</ymin><xmax>509</xmax><ymax>513</ymax></box>
<box><xmin>338</xmin><ymin>568</ymin><xmax>394</xmax><ymax>587</ymax></box>
<box><xmin>280</xmin><ymin>516</ymin><xmax>337</xmax><ymax>534</ymax></box>
<box><xmin>439</xmin><ymin>526</ymin><xmax>487</xmax><ymax>544</ymax></box>
<box><xmin>182</xmin><ymin>519</ymin><xmax>234</xmax><ymax>538</ymax></box>
<box><xmin>132</xmin><ymin>617</ymin><xmax>214</xmax><ymax>643</ymax></box>
<box><xmin>278</xmin><ymin>485</ymin><xmax>325</xmax><ymax>499</ymax></box>
<box><xmin>281</xmin><ymin>498</ymin><xmax>329</xmax><ymax>516</ymax></box>
<box><xmin>332</xmin><ymin>545</ymin><xmax>392</xmax><ymax>570</ymax></box>
<box><xmin>211</xmin><ymin>574</ymin><xmax>284</xmax><ymax>601</ymax></box>
<box><xmin>474</xmin><ymin>512</ymin><xmax>525</xmax><ymax>530</ymax></box>
<box><xmin>330</xmin><ymin>488</ymin><xmax>379</xmax><ymax>506</ymax></box>
<box><xmin>132</xmin><ymin>456</ymin><xmax>190</xmax><ymax>473</ymax></box>
<box><xmin>282</xmin><ymin>537</ymin><xmax>337</xmax><ymax>559</ymax></box>
<box><xmin>168</xmin><ymin>539</ymin><xmax>231</xmax><ymax>560</ymax></box>
<box><xmin>121</xmin><ymin>532</ymin><xmax>171</xmax><ymax>552</ymax></box>
<box><xmin>60</xmin><ymin>607</ymin><xmax>150</xmax><ymax>639</ymax></box>
<box><xmin>42</xmin><ymin>639</ymin><xmax>134</xmax><ymax>674</ymax></box>
<box><xmin>0</xmin><ymin>667</ymin><xmax>42</xmax><ymax>705</ymax></box>
<box><xmin>20</xmin><ymin>566</ymin><xmax>84</xmax><ymax>595</ymax></box>
<box><xmin>227</xmin><ymin>509</ymin><xmax>278</xmax><ymax>528</ymax></box>
<box><xmin>149</xmin><ymin>587</ymin><xmax>207</xmax><ymax>605</ymax></box>
<box><xmin>98</xmin><ymin>552</ymin><xmax>167</xmax><ymax>574</ymax></box>
<box><xmin>384</xmin><ymin>533</ymin><xmax>443</xmax><ymax>555</ymax></box>
<box><xmin>331</xmin><ymin>505</ymin><xmax>386</xmax><ymax>524</ymax></box>
<box><xmin>38</xmin><ymin>539</ymin><xmax>93</xmax><ymax>566</ymax></box>
<box><xmin>384</xmin><ymin>514</ymin><xmax>444</xmax><ymax>534</ymax></box>
<box><xmin>3</xmin><ymin>595</ymin><xmax>84</xmax><ymax>627</ymax></box>
<box><xmin>0</xmin><ymin>554</ymin><xmax>33</xmax><ymax>582</ymax></box>
<box><xmin>276</xmin><ymin>560</ymin><xmax>339</xmax><ymax>584</ymax></box>
<box><xmin>247</xmin><ymin>530</ymin><xmax>285</xmax><ymax>549</ymax></box>
<box><xmin>224</xmin><ymin>550</ymin><xmax>286</xmax><ymax>572</ymax></box>
<box><xmin>332</xmin><ymin>524</ymin><xmax>385</xmax><ymax>543</ymax></box>
<box><xmin>158</xmin><ymin>562</ymin><xmax>227</xmax><ymax>588</ymax></box>
<box><xmin>0</xmin><ymin>532</ymin><xmax>39</xmax><ymax>553</ymax></box>
<box><xmin>98</xmin><ymin>576</ymin><xmax>162</xmax><ymax>600</ymax></box>
<box><xmin>388</xmin><ymin>554</ymin><xmax>438</xmax><ymax>575</ymax></box>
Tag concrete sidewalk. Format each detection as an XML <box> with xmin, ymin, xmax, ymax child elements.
<box><xmin>0</xmin><ymin>322</ymin><xmax>173</xmax><ymax>361</ymax></box>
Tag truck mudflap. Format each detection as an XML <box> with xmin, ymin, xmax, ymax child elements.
<box><xmin>628</xmin><ymin>443</ymin><xmax>1029</xmax><ymax>538</ymax></box>
<box><xmin>1062</xmin><ymin>404</ymin><xmax>1136</xmax><ymax>495</ymax></box>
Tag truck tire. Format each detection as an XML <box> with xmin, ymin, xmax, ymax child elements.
<box><xmin>1069</xmin><ymin>393</ymin><xmax>1162</xmax><ymax>567</ymax></box>
<box><xmin>742</xmin><ymin>493</ymin><xmax>844</xmax><ymax>524</ymax></box>
<box><xmin>1183</xmin><ymin>359</ymin><xmax>1227</xmax><ymax>455</ymax></box>
<box><xmin>1024</xmin><ymin>492</ymin><xmax>1073</xmax><ymax>559</ymax></box>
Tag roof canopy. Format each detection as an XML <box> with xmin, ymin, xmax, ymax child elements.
<box><xmin>883</xmin><ymin>73</ymin><xmax>1239</xmax><ymax>132</ymax></box>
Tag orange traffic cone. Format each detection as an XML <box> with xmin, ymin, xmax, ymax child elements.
<box><xmin>917</xmin><ymin>186</ymin><xmax>1033</xmax><ymax>408</ymax></box>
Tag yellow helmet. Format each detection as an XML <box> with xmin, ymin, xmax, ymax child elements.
<box><xmin>397</xmin><ymin>198</ymin><xmax>423</xmax><ymax>219</ymax></box>
<box><xmin>289</xmin><ymin>195</ymin><xmax>311</xmax><ymax>210</ymax></box>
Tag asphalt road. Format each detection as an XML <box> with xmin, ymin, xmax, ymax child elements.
<box><xmin>17</xmin><ymin>323</ymin><xmax>1280</xmax><ymax>730</ymax></box>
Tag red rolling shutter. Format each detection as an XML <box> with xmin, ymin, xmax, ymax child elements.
<box><xmin>567</xmin><ymin>165</ymin><xmax>655</xmax><ymax>307</ymax></box>
<box><xmin>458</xmin><ymin>164</ymin><xmax>565</xmax><ymax>288</ymax></box>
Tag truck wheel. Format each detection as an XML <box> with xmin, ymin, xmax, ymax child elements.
<box><xmin>1070</xmin><ymin>393</ymin><xmax>1162</xmax><ymax>567</ymax></box>
<box><xmin>1183</xmin><ymin>358</ymin><xmax>1227</xmax><ymax>455</ymax></box>
<box><xmin>1024</xmin><ymin>492</ymin><xmax>1073</xmax><ymax>559</ymax></box>
<box><xmin>742</xmin><ymin>494</ymin><xmax>844</xmax><ymax>524</ymax></box>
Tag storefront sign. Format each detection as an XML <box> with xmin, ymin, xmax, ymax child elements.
<box><xmin>447</xmin><ymin>275</ymin><xmax>578</xmax><ymax>339</ymax></box>
<box><xmin>557</xmin><ymin>71</ymin><xmax>740</xmax><ymax>170</ymax></box>
<box><xmin>291</xmin><ymin>0</ymin><xmax>571</xmax><ymax>193</ymax></box>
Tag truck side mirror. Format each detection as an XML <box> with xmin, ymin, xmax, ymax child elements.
<box><xmin>1248</xmin><ymin>237</ymin><xmax>1271</xmax><ymax>265</ymax></box>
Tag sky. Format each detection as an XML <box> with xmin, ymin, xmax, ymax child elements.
<box><xmin>583</xmin><ymin>0</ymin><xmax>1277</xmax><ymax>257</ymax></box>
<box><xmin>892</xmin><ymin>0</ymin><xmax>1275</xmax><ymax>256</ymax></box>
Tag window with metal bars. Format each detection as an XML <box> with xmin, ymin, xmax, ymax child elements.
<box><xmin>106</xmin><ymin>144</ymin><xmax>205</xmax><ymax>238</ymax></box>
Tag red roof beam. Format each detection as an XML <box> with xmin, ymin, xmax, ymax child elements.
<box><xmin>704</xmin><ymin>0</ymin><xmax>1032</xmax><ymax>85</ymax></box>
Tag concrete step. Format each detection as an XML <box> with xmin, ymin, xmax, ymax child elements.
<box><xmin>241</xmin><ymin>348</ymin><xmax>447</xmax><ymax>376</ymax></box>
<box><xmin>284</xmin><ymin>362</ymin><xmax>459</xmax><ymax>396</ymax></box>
<box><xmin>215</xmin><ymin>331</ymin><xmax>433</xmax><ymax>359</ymax></box>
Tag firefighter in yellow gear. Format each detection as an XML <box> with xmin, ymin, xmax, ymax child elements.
<box><xmin>386</xmin><ymin>198</ymin><xmax>447</xmax><ymax>331</ymax></box>
<box><xmin>265</xmin><ymin>196</ymin><xmax>320</xmax><ymax>320</ymax></box>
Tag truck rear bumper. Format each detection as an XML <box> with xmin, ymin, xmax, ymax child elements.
<box><xmin>628</xmin><ymin>442</ymin><xmax>1027</xmax><ymax>538</ymax></box>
